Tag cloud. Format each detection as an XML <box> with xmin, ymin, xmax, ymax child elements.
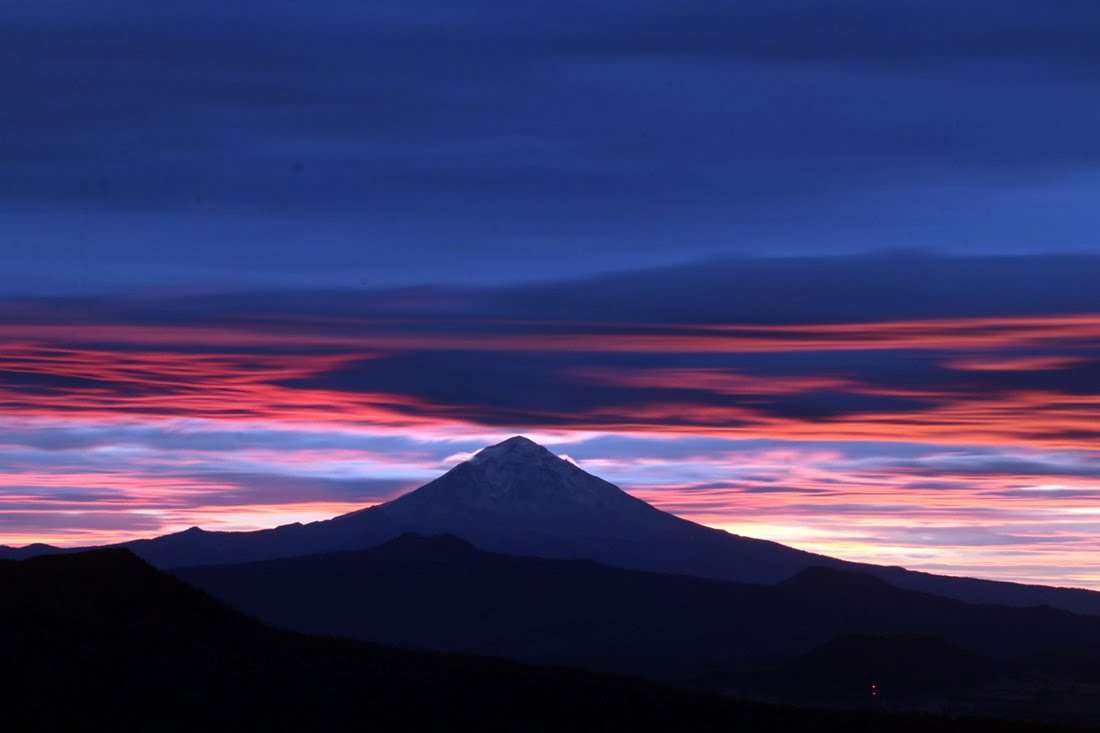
<box><xmin>165</xmin><ymin>473</ymin><xmax>412</xmax><ymax>507</ymax></box>
<box><xmin>2</xmin><ymin>253</ymin><xmax>1100</xmax><ymax>586</ymax></box>
<box><xmin>62</xmin><ymin>251</ymin><xmax>1098</xmax><ymax>326</ymax></box>
<box><xmin>1</xmin><ymin>253</ymin><xmax>1099</xmax><ymax>450</ymax></box>
<box><xmin>4</xmin><ymin>6</ymin><xmax>1100</xmax><ymax>291</ymax></box>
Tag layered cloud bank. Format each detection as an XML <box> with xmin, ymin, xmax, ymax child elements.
<box><xmin>3</xmin><ymin>254</ymin><xmax>1100</xmax><ymax>587</ymax></box>
<box><xmin>5</xmin><ymin>2</ymin><xmax>1100</xmax><ymax>292</ymax></box>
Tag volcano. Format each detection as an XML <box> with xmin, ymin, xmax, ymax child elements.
<box><xmin>6</xmin><ymin>436</ymin><xmax>1100</xmax><ymax>614</ymax></box>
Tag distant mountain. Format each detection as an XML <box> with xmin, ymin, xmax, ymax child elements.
<box><xmin>0</xmin><ymin>542</ymin><xmax>61</xmax><ymax>559</ymax></box>
<box><xmin>7</xmin><ymin>436</ymin><xmax>1100</xmax><ymax>615</ymax></box>
<box><xmin>178</xmin><ymin>532</ymin><xmax>1100</xmax><ymax>696</ymax></box>
<box><xmin>2</xmin><ymin>550</ymin><xmax>1052</xmax><ymax>733</ymax></box>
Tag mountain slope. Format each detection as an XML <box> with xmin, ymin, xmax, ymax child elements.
<box><xmin>27</xmin><ymin>436</ymin><xmax>829</xmax><ymax>583</ymax></box>
<box><xmin>7</xmin><ymin>436</ymin><xmax>1100</xmax><ymax>614</ymax></box>
<box><xmin>363</xmin><ymin>436</ymin><xmax>829</xmax><ymax>583</ymax></box>
<box><xmin>2</xmin><ymin>550</ymin><xmax>1057</xmax><ymax>733</ymax></box>
<box><xmin>177</xmin><ymin>533</ymin><xmax>1100</xmax><ymax>684</ymax></box>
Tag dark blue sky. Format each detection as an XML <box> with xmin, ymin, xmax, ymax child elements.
<box><xmin>4</xmin><ymin>1</ymin><xmax>1100</xmax><ymax>292</ymax></box>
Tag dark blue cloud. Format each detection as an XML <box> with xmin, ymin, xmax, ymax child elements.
<box><xmin>50</xmin><ymin>252</ymin><xmax>1100</xmax><ymax>327</ymax></box>
<box><xmin>0</xmin><ymin>370</ymin><xmax>134</xmax><ymax>395</ymax></box>
<box><xmin>3</xmin><ymin>2</ymin><xmax>1100</xmax><ymax>292</ymax></box>
<box><xmin>280</xmin><ymin>349</ymin><xmax>936</xmax><ymax>426</ymax></box>
<box><xmin>174</xmin><ymin>473</ymin><xmax>411</xmax><ymax>507</ymax></box>
<box><xmin>2</xmin><ymin>251</ymin><xmax>1099</xmax><ymax>436</ymax></box>
<box><xmin>474</xmin><ymin>252</ymin><xmax>1100</xmax><ymax>324</ymax></box>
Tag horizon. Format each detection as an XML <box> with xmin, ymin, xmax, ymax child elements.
<box><xmin>4</xmin><ymin>2</ymin><xmax>1100</xmax><ymax>592</ymax></box>
<box><xmin>6</xmin><ymin>424</ymin><xmax>1100</xmax><ymax>592</ymax></box>
<box><xmin>8</xmin><ymin>431</ymin><xmax>1099</xmax><ymax>596</ymax></box>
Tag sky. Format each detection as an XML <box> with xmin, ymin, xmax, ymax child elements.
<box><xmin>3</xmin><ymin>2</ymin><xmax>1100</xmax><ymax>588</ymax></box>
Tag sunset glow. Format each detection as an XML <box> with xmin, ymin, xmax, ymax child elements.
<box><xmin>3</xmin><ymin>299</ymin><xmax>1100</xmax><ymax>588</ymax></box>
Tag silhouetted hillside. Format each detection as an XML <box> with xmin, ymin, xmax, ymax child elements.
<box><xmin>1</xmin><ymin>550</ymin><xmax>1062</xmax><ymax>732</ymax></box>
<box><xmin>177</xmin><ymin>532</ymin><xmax>1100</xmax><ymax>722</ymax></box>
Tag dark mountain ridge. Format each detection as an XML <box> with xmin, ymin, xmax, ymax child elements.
<box><xmin>178</xmin><ymin>532</ymin><xmax>1100</xmax><ymax>677</ymax></box>
<box><xmin>2</xmin><ymin>549</ymin><xmax>1061</xmax><ymax>733</ymax></box>
<box><xmin>175</xmin><ymin>533</ymin><xmax>1100</xmax><ymax>722</ymax></box>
